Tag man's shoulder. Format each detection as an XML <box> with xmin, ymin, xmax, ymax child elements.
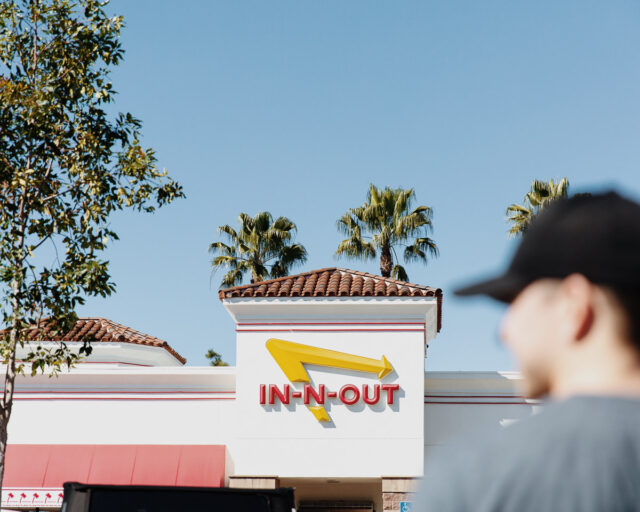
<box><xmin>486</xmin><ymin>395</ymin><xmax>640</xmax><ymax>467</ymax></box>
<box><xmin>418</xmin><ymin>396</ymin><xmax>640</xmax><ymax>512</ymax></box>
<box><xmin>503</xmin><ymin>395</ymin><xmax>640</xmax><ymax>441</ymax></box>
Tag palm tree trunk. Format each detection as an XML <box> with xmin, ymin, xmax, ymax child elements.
<box><xmin>380</xmin><ymin>245</ymin><xmax>393</xmax><ymax>277</ymax></box>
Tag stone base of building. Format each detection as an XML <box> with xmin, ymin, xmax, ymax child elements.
<box><xmin>382</xmin><ymin>477</ymin><xmax>417</xmax><ymax>511</ymax></box>
<box><xmin>228</xmin><ymin>476</ymin><xmax>280</xmax><ymax>489</ymax></box>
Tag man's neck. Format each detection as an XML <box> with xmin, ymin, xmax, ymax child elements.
<box><xmin>549</xmin><ymin>345</ymin><xmax>640</xmax><ymax>400</ymax></box>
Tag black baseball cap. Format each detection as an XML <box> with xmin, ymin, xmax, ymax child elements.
<box><xmin>454</xmin><ymin>191</ymin><xmax>640</xmax><ymax>303</ymax></box>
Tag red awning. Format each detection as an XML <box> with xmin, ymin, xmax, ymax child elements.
<box><xmin>2</xmin><ymin>444</ymin><xmax>225</xmax><ymax>509</ymax></box>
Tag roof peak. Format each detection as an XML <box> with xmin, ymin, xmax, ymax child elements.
<box><xmin>218</xmin><ymin>267</ymin><xmax>442</xmax><ymax>300</ymax></box>
<box><xmin>218</xmin><ymin>268</ymin><xmax>442</xmax><ymax>331</ymax></box>
<box><xmin>15</xmin><ymin>317</ymin><xmax>186</xmax><ymax>365</ymax></box>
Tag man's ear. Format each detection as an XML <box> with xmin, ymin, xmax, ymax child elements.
<box><xmin>560</xmin><ymin>273</ymin><xmax>594</xmax><ymax>342</ymax></box>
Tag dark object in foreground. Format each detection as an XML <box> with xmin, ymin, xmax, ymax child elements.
<box><xmin>62</xmin><ymin>482</ymin><xmax>295</xmax><ymax>512</ymax></box>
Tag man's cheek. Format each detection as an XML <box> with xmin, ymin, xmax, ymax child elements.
<box><xmin>499</xmin><ymin>308</ymin><xmax>518</xmax><ymax>344</ymax></box>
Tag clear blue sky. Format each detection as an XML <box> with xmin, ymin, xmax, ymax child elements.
<box><xmin>77</xmin><ymin>0</ymin><xmax>640</xmax><ymax>369</ymax></box>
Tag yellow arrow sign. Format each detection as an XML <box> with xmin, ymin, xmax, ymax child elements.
<box><xmin>265</xmin><ymin>338</ymin><xmax>393</xmax><ymax>383</ymax></box>
<box><xmin>265</xmin><ymin>338</ymin><xmax>395</xmax><ymax>423</ymax></box>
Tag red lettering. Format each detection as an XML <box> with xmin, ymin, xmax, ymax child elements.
<box><xmin>381</xmin><ymin>384</ymin><xmax>399</xmax><ymax>404</ymax></box>
<box><xmin>268</xmin><ymin>384</ymin><xmax>290</xmax><ymax>404</ymax></box>
<box><xmin>339</xmin><ymin>384</ymin><xmax>360</xmax><ymax>405</ymax></box>
<box><xmin>262</xmin><ymin>383</ymin><xmax>399</xmax><ymax>407</ymax></box>
<box><xmin>304</xmin><ymin>384</ymin><xmax>325</xmax><ymax>405</ymax></box>
<box><xmin>362</xmin><ymin>384</ymin><xmax>380</xmax><ymax>405</ymax></box>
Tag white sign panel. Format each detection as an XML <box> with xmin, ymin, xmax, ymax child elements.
<box><xmin>232</xmin><ymin>320</ymin><xmax>425</xmax><ymax>478</ymax></box>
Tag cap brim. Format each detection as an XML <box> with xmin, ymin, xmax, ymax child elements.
<box><xmin>453</xmin><ymin>273</ymin><xmax>532</xmax><ymax>303</ymax></box>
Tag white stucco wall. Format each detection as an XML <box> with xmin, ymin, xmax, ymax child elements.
<box><xmin>6</xmin><ymin>367</ymin><xmax>538</xmax><ymax>479</ymax></box>
<box><xmin>3</xmin><ymin>297</ymin><xmax>540</xmax><ymax>484</ymax></box>
<box><xmin>423</xmin><ymin>371</ymin><xmax>541</xmax><ymax>462</ymax></box>
<box><xmin>225</xmin><ymin>297</ymin><xmax>437</xmax><ymax>478</ymax></box>
<box><xmin>7</xmin><ymin>367</ymin><xmax>236</xmax><ymax>446</ymax></box>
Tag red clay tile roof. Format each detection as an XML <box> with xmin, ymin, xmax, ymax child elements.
<box><xmin>218</xmin><ymin>267</ymin><xmax>443</xmax><ymax>331</ymax></box>
<box><xmin>16</xmin><ymin>317</ymin><xmax>186</xmax><ymax>365</ymax></box>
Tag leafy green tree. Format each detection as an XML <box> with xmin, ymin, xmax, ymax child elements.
<box><xmin>506</xmin><ymin>178</ymin><xmax>570</xmax><ymax>236</ymax></box>
<box><xmin>205</xmin><ymin>349</ymin><xmax>229</xmax><ymax>367</ymax></box>
<box><xmin>336</xmin><ymin>184</ymin><xmax>438</xmax><ymax>281</ymax></box>
<box><xmin>210</xmin><ymin>212</ymin><xmax>307</xmax><ymax>287</ymax></box>
<box><xmin>0</xmin><ymin>0</ymin><xmax>183</xmax><ymax>494</ymax></box>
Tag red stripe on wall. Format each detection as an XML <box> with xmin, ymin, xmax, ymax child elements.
<box><xmin>12</xmin><ymin>396</ymin><xmax>236</xmax><ymax>401</ymax></box>
<box><xmin>17</xmin><ymin>360</ymin><xmax>153</xmax><ymax>367</ymax></box>
<box><xmin>80</xmin><ymin>361</ymin><xmax>153</xmax><ymax>367</ymax></box>
<box><xmin>236</xmin><ymin>328</ymin><xmax>424</xmax><ymax>332</ymax></box>
<box><xmin>424</xmin><ymin>394</ymin><xmax>526</xmax><ymax>399</ymax></box>
<box><xmin>424</xmin><ymin>401</ymin><xmax>535</xmax><ymax>405</ymax></box>
<box><xmin>237</xmin><ymin>322</ymin><xmax>425</xmax><ymax>326</ymax></box>
<box><xmin>12</xmin><ymin>390</ymin><xmax>235</xmax><ymax>394</ymax></box>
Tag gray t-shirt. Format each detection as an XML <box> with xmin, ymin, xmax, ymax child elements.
<box><xmin>416</xmin><ymin>396</ymin><xmax>640</xmax><ymax>512</ymax></box>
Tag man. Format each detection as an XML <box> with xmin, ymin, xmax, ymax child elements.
<box><xmin>417</xmin><ymin>191</ymin><xmax>640</xmax><ymax>511</ymax></box>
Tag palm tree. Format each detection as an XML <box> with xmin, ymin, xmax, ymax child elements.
<box><xmin>210</xmin><ymin>212</ymin><xmax>307</xmax><ymax>287</ymax></box>
<box><xmin>506</xmin><ymin>178</ymin><xmax>570</xmax><ymax>236</ymax></box>
<box><xmin>205</xmin><ymin>349</ymin><xmax>229</xmax><ymax>367</ymax></box>
<box><xmin>336</xmin><ymin>185</ymin><xmax>438</xmax><ymax>281</ymax></box>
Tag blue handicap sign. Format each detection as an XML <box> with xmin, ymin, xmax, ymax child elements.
<box><xmin>400</xmin><ymin>502</ymin><xmax>413</xmax><ymax>512</ymax></box>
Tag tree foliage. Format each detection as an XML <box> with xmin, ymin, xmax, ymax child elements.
<box><xmin>0</xmin><ymin>0</ymin><xmax>183</xmax><ymax>493</ymax></box>
<box><xmin>210</xmin><ymin>211</ymin><xmax>307</xmax><ymax>287</ymax></box>
<box><xmin>205</xmin><ymin>349</ymin><xmax>228</xmax><ymax>367</ymax></box>
<box><xmin>506</xmin><ymin>178</ymin><xmax>569</xmax><ymax>236</ymax></box>
<box><xmin>336</xmin><ymin>184</ymin><xmax>438</xmax><ymax>280</ymax></box>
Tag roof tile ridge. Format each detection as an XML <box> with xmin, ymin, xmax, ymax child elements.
<box><xmin>93</xmin><ymin>318</ymin><xmax>186</xmax><ymax>364</ymax></box>
<box><xmin>96</xmin><ymin>318</ymin><xmax>167</xmax><ymax>344</ymax></box>
<box><xmin>219</xmin><ymin>267</ymin><xmax>339</xmax><ymax>292</ymax></box>
<box><xmin>96</xmin><ymin>318</ymin><xmax>127</xmax><ymax>341</ymax></box>
<box><xmin>335</xmin><ymin>267</ymin><xmax>432</xmax><ymax>289</ymax></box>
<box><xmin>108</xmin><ymin>338</ymin><xmax>187</xmax><ymax>365</ymax></box>
<box><xmin>6</xmin><ymin>317</ymin><xmax>187</xmax><ymax>365</ymax></box>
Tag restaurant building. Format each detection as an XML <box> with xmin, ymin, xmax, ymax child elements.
<box><xmin>1</xmin><ymin>268</ymin><xmax>537</xmax><ymax>511</ymax></box>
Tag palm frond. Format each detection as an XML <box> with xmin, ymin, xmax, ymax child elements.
<box><xmin>404</xmin><ymin>237</ymin><xmax>438</xmax><ymax>263</ymax></box>
<box><xmin>507</xmin><ymin>177</ymin><xmax>571</xmax><ymax>237</ymax></box>
<box><xmin>271</xmin><ymin>243</ymin><xmax>307</xmax><ymax>278</ymax></box>
<box><xmin>336</xmin><ymin>185</ymin><xmax>438</xmax><ymax>274</ymax></box>
<box><xmin>335</xmin><ymin>236</ymin><xmax>376</xmax><ymax>260</ymax></box>
<box><xmin>391</xmin><ymin>264</ymin><xmax>409</xmax><ymax>282</ymax></box>
<box><xmin>208</xmin><ymin>241</ymin><xmax>235</xmax><ymax>255</ymax></box>
<box><xmin>220</xmin><ymin>268</ymin><xmax>245</xmax><ymax>287</ymax></box>
<box><xmin>211</xmin><ymin>211</ymin><xmax>307</xmax><ymax>288</ymax></box>
<box><xmin>237</xmin><ymin>212</ymin><xmax>254</xmax><ymax>232</ymax></box>
<box><xmin>367</xmin><ymin>183</ymin><xmax>381</xmax><ymax>205</ymax></box>
<box><xmin>216</xmin><ymin>224</ymin><xmax>239</xmax><ymax>243</ymax></box>
<box><xmin>211</xmin><ymin>254</ymin><xmax>239</xmax><ymax>267</ymax></box>
<box><xmin>250</xmin><ymin>261</ymin><xmax>270</xmax><ymax>283</ymax></box>
<box><xmin>252</xmin><ymin>211</ymin><xmax>273</xmax><ymax>234</ymax></box>
<box><xmin>336</xmin><ymin>213</ymin><xmax>362</xmax><ymax>235</ymax></box>
<box><xmin>269</xmin><ymin>216</ymin><xmax>296</xmax><ymax>240</ymax></box>
<box><xmin>505</xmin><ymin>204</ymin><xmax>531</xmax><ymax>216</ymax></box>
<box><xmin>278</xmin><ymin>243</ymin><xmax>308</xmax><ymax>265</ymax></box>
<box><xmin>507</xmin><ymin>222</ymin><xmax>528</xmax><ymax>237</ymax></box>
<box><xmin>392</xmin><ymin>188</ymin><xmax>415</xmax><ymax>220</ymax></box>
<box><xmin>393</xmin><ymin>210</ymin><xmax>432</xmax><ymax>239</ymax></box>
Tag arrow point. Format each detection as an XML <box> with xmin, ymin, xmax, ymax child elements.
<box><xmin>309</xmin><ymin>405</ymin><xmax>331</xmax><ymax>422</ymax></box>
<box><xmin>378</xmin><ymin>355</ymin><xmax>393</xmax><ymax>379</ymax></box>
